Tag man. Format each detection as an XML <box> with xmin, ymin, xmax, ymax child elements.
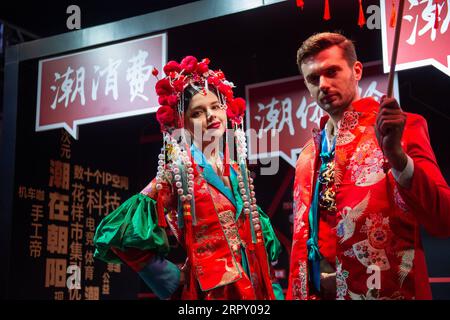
<box><xmin>287</xmin><ymin>32</ymin><xmax>450</xmax><ymax>300</ymax></box>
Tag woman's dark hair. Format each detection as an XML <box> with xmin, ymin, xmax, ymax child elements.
<box><xmin>183</xmin><ymin>84</ymin><xmax>219</xmax><ymax>112</ymax></box>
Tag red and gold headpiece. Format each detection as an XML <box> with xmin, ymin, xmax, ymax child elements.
<box><xmin>151</xmin><ymin>57</ymin><xmax>259</xmax><ymax>241</ymax></box>
<box><xmin>152</xmin><ymin>56</ymin><xmax>246</xmax><ymax>133</ymax></box>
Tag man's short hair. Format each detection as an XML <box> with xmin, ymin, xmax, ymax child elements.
<box><xmin>297</xmin><ymin>32</ymin><xmax>357</xmax><ymax>74</ymax></box>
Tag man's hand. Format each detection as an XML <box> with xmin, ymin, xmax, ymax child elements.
<box><xmin>375</xmin><ymin>96</ymin><xmax>408</xmax><ymax>171</ymax></box>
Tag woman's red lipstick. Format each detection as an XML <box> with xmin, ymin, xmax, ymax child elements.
<box><xmin>207</xmin><ymin>122</ymin><xmax>221</xmax><ymax>129</ymax></box>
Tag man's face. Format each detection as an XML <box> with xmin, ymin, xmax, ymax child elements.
<box><xmin>301</xmin><ymin>45</ymin><xmax>362</xmax><ymax>118</ymax></box>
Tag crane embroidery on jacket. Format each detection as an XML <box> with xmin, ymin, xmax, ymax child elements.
<box><xmin>337</xmin><ymin>191</ymin><xmax>371</xmax><ymax>243</ymax></box>
<box><xmin>216</xmin><ymin>258</ymin><xmax>240</xmax><ymax>287</ymax></box>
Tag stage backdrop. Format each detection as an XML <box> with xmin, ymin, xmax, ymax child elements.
<box><xmin>6</xmin><ymin>1</ymin><xmax>450</xmax><ymax>300</ymax></box>
<box><xmin>9</xmin><ymin>33</ymin><xmax>169</xmax><ymax>300</ymax></box>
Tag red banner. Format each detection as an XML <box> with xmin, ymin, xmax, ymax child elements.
<box><xmin>381</xmin><ymin>0</ymin><xmax>450</xmax><ymax>76</ymax></box>
<box><xmin>36</xmin><ymin>33</ymin><xmax>167</xmax><ymax>139</ymax></box>
<box><xmin>245</xmin><ymin>62</ymin><xmax>399</xmax><ymax>167</ymax></box>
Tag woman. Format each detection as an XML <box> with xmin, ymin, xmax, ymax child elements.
<box><xmin>93</xmin><ymin>56</ymin><xmax>283</xmax><ymax>300</ymax></box>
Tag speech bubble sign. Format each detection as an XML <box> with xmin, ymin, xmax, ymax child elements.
<box><xmin>381</xmin><ymin>0</ymin><xmax>450</xmax><ymax>76</ymax></box>
<box><xmin>36</xmin><ymin>33</ymin><xmax>167</xmax><ymax>139</ymax></box>
<box><xmin>245</xmin><ymin>62</ymin><xmax>399</xmax><ymax>167</ymax></box>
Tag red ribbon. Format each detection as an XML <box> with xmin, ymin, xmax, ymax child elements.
<box><xmin>157</xmin><ymin>190</ymin><xmax>168</xmax><ymax>227</ymax></box>
<box><xmin>358</xmin><ymin>0</ymin><xmax>366</xmax><ymax>28</ymax></box>
<box><xmin>223</xmin><ymin>141</ymin><xmax>230</xmax><ymax>177</ymax></box>
<box><xmin>323</xmin><ymin>0</ymin><xmax>331</xmax><ymax>20</ymax></box>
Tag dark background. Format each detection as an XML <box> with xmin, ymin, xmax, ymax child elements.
<box><xmin>1</xmin><ymin>0</ymin><xmax>449</xmax><ymax>299</ymax></box>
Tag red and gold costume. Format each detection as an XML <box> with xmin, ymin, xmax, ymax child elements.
<box><xmin>94</xmin><ymin>147</ymin><xmax>283</xmax><ymax>300</ymax></box>
<box><xmin>287</xmin><ymin>97</ymin><xmax>450</xmax><ymax>300</ymax></box>
<box><xmin>94</xmin><ymin>56</ymin><xmax>283</xmax><ymax>300</ymax></box>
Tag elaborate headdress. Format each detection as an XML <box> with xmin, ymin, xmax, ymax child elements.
<box><xmin>154</xmin><ymin>56</ymin><xmax>246</xmax><ymax>130</ymax></box>
<box><xmin>151</xmin><ymin>56</ymin><xmax>259</xmax><ymax>243</ymax></box>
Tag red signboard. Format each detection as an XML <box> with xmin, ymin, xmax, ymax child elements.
<box><xmin>381</xmin><ymin>0</ymin><xmax>450</xmax><ymax>76</ymax></box>
<box><xmin>36</xmin><ymin>33</ymin><xmax>167</xmax><ymax>139</ymax></box>
<box><xmin>245</xmin><ymin>62</ymin><xmax>399</xmax><ymax>167</ymax></box>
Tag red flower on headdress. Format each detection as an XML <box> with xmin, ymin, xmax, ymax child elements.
<box><xmin>227</xmin><ymin>97</ymin><xmax>246</xmax><ymax>124</ymax></box>
<box><xmin>158</xmin><ymin>96</ymin><xmax>167</xmax><ymax>105</ymax></box>
<box><xmin>196</xmin><ymin>62</ymin><xmax>209</xmax><ymax>74</ymax></box>
<box><xmin>159</xmin><ymin>95</ymin><xmax>178</xmax><ymax>106</ymax></box>
<box><xmin>152</xmin><ymin>67</ymin><xmax>159</xmax><ymax>77</ymax></box>
<box><xmin>155</xmin><ymin>79</ymin><xmax>173</xmax><ymax>96</ymax></box>
<box><xmin>163</xmin><ymin>61</ymin><xmax>181</xmax><ymax>75</ymax></box>
<box><xmin>156</xmin><ymin>105</ymin><xmax>176</xmax><ymax>127</ymax></box>
<box><xmin>207</xmin><ymin>76</ymin><xmax>220</xmax><ymax>86</ymax></box>
<box><xmin>224</xmin><ymin>89</ymin><xmax>234</xmax><ymax>102</ymax></box>
<box><xmin>180</xmin><ymin>56</ymin><xmax>198</xmax><ymax>73</ymax></box>
<box><xmin>218</xmin><ymin>83</ymin><xmax>232</xmax><ymax>98</ymax></box>
<box><xmin>215</xmin><ymin>70</ymin><xmax>225</xmax><ymax>80</ymax></box>
<box><xmin>166</xmin><ymin>95</ymin><xmax>179</xmax><ymax>106</ymax></box>
<box><xmin>172</xmin><ymin>78</ymin><xmax>185</xmax><ymax>92</ymax></box>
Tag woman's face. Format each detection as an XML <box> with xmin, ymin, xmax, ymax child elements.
<box><xmin>184</xmin><ymin>90</ymin><xmax>227</xmax><ymax>146</ymax></box>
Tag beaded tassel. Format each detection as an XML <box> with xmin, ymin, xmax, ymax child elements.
<box><xmin>235</xmin><ymin>125</ymin><xmax>260</xmax><ymax>244</ymax></box>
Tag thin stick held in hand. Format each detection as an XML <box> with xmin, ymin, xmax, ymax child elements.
<box><xmin>387</xmin><ymin>0</ymin><xmax>406</xmax><ymax>98</ymax></box>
